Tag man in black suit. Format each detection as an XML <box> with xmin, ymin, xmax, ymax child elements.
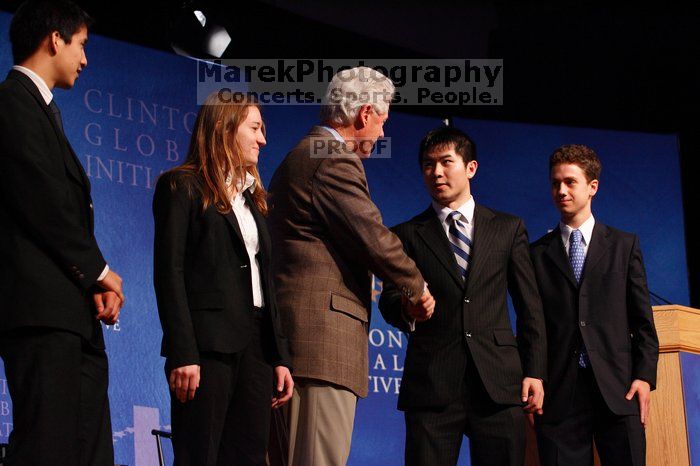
<box><xmin>379</xmin><ymin>126</ymin><xmax>547</xmax><ymax>466</ymax></box>
<box><xmin>530</xmin><ymin>145</ymin><xmax>658</xmax><ymax>466</ymax></box>
<box><xmin>0</xmin><ymin>2</ymin><xmax>125</xmax><ymax>465</ymax></box>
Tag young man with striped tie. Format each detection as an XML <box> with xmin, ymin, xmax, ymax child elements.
<box><xmin>530</xmin><ymin>145</ymin><xmax>658</xmax><ymax>466</ymax></box>
<box><xmin>379</xmin><ymin>126</ymin><xmax>547</xmax><ymax>466</ymax></box>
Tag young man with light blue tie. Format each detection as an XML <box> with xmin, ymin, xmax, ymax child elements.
<box><xmin>530</xmin><ymin>144</ymin><xmax>659</xmax><ymax>466</ymax></box>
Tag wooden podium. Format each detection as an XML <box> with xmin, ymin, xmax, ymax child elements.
<box><xmin>525</xmin><ymin>305</ymin><xmax>700</xmax><ymax>466</ymax></box>
<box><xmin>646</xmin><ymin>305</ymin><xmax>699</xmax><ymax>466</ymax></box>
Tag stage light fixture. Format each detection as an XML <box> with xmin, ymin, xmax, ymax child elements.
<box><xmin>170</xmin><ymin>2</ymin><xmax>231</xmax><ymax>58</ymax></box>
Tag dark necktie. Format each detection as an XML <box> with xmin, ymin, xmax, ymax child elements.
<box><xmin>48</xmin><ymin>99</ymin><xmax>65</xmax><ymax>136</ymax></box>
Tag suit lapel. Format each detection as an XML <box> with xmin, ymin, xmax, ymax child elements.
<box><xmin>580</xmin><ymin>221</ymin><xmax>611</xmax><ymax>283</ymax></box>
<box><xmin>64</xmin><ymin>142</ymin><xmax>90</xmax><ymax>190</ymax></box>
<box><xmin>416</xmin><ymin>207</ymin><xmax>464</xmax><ymax>288</ymax></box>
<box><xmin>222</xmin><ymin>188</ymin><xmax>270</xmax><ymax>261</ymax></box>
<box><xmin>9</xmin><ymin>71</ymin><xmax>89</xmax><ymax>191</ymax></box>
<box><xmin>544</xmin><ymin>226</ymin><xmax>578</xmax><ymax>288</ymax></box>
<box><xmin>244</xmin><ymin>189</ymin><xmax>270</xmax><ymax>263</ymax></box>
<box><xmin>223</xmin><ymin>209</ymin><xmax>245</xmax><ymax>247</ymax></box>
<box><xmin>463</xmin><ymin>204</ymin><xmax>496</xmax><ymax>292</ymax></box>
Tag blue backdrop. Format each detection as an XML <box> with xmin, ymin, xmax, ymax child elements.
<box><xmin>0</xmin><ymin>12</ymin><xmax>691</xmax><ymax>465</ymax></box>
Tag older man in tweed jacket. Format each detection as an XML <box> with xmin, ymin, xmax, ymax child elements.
<box><xmin>267</xmin><ymin>67</ymin><xmax>433</xmax><ymax>466</ymax></box>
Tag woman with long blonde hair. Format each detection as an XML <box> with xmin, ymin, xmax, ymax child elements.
<box><xmin>153</xmin><ymin>91</ymin><xmax>293</xmax><ymax>465</ymax></box>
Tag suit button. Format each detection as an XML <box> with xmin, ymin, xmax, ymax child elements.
<box><xmin>71</xmin><ymin>266</ymin><xmax>78</xmax><ymax>271</ymax></box>
<box><xmin>240</xmin><ymin>264</ymin><xmax>248</xmax><ymax>269</ymax></box>
<box><xmin>89</xmin><ymin>203</ymin><xmax>93</xmax><ymax>209</ymax></box>
<box><xmin>580</xmin><ymin>321</ymin><xmax>587</xmax><ymax>327</ymax></box>
<box><xmin>464</xmin><ymin>297</ymin><xmax>470</xmax><ymax>303</ymax></box>
<box><xmin>78</xmin><ymin>273</ymin><xmax>85</xmax><ymax>279</ymax></box>
<box><xmin>465</xmin><ymin>332</ymin><xmax>472</xmax><ymax>338</ymax></box>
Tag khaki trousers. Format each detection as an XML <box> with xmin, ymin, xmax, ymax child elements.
<box><xmin>270</xmin><ymin>378</ymin><xmax>357</xmax><ymax>466</ymax></box>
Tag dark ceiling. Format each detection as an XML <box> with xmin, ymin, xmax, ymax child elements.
<box><xmin>1</xmin><ymin>0</ymin><xmax>699</xmax><ymax>304</ymax></box>
<box><xmin>2</xmin><ymin>1</ymin><xmax>697</xmax><ymax>132</ymax></box>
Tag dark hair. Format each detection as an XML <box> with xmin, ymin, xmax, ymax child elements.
<box><xmin>418</xmin><ymin>126</ymin><xmax>477</xmax><ymax>168</ymax></box>
<box><xmin>9</xmin><ymin>0</ymin><xmax>93</xmax><ymax>65</ymax></box>
<box><xmin>549</xmin><ymin>144</ymin><xmax>602</xmax><ymax>182</ymax></box>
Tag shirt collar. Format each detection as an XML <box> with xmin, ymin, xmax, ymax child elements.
<box><xmin>432</xmin><ymin>196</ymin><xmax>475</xmax><ymax>225</ymax></box>
<box><xmin>13</xmin><ymin>65</ymin><xmax>53</xmax><ymax>105</ymax></box>
<box><xmin>560</xmin><ymin>214</ymin><xmax>595</xmax><ymax>247</ymax></box>
<box><xmin>226</xmin><ymin>171</ymin><xmax>256</xmax><ymax>195</ymax></box>
<box><xmin>320</xmin><ymin>125</ymin><xmax>346</xmax><ymax>143</ymax></box>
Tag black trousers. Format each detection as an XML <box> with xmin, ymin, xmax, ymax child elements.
<box><xmin>404</xmin><ymin>351</ymin><xmax>526</xmax><ymax>466</ymax></box>
<box><xmin>170</xmin><ymin>312</ymin><xmax>275</xmax><ymax>466</ymax></box>
<box><xmin>0</xmin><ymin>327</ymin><xmax>113</xmax><ymax>466</ymax></box>
<box><xmin>536</xmin><ymin>367</ymin><xmax>646</xmax><ymax>466</ymax></box>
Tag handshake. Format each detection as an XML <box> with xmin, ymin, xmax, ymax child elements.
<box><xmin>402</xmin><ymin>285</ymin><xmax>436</xmax><ymax>323</ymax></box>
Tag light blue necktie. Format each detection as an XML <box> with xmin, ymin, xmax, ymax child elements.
<box><xmin>569</xmin><ymin>229</ymin><xmax>590</xmax><ymax>368</ymax></box>
<box><xmin>448</xmin><ymin>211</ymin><xmax>472</xmax><ymax>281</ymax></box>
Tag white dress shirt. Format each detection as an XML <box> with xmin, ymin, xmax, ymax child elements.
<box><xmin>560</xmin><ymin>215</ymin><xmax>595</xmax><ymax>258</ymax></box>
<box><xmin>13</xmin><ymin>65</ymin><xmax>110</xmax><ymax>282</ymax></box>
<box><xmin>12</xmin><ymin>65</ymin><xmax>53</xmax><ymax>104</ymax></box>
<box><xmin>320</xmin><ymin>125</ymin><xmax>345</xmax><ymax>143</ymax></box>
<box><xmin>228</xmin><ymin>172</ymin><xmax>264</xmax><ymax>307</ymax></box>
<box><xmin>432</xmin><ymin>196</ymin><xmax>476</xmax><ymax>242</ymax></box>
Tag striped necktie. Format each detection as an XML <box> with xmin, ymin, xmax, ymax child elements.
<box><xmin>447</xmin><ymin>211</ymin><xmax>472</xmax><ymax>281</ymax></box>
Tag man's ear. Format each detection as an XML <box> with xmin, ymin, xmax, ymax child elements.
<box><xmin>589</xmin><ymin>179</ymin><xmax>599</xmax><ymax>197</ymax></box>
<box><xmin>357</xmin><ymin>104</ymin><xmax>373</xmax><ymax>128</ymax></box>
<box><xmin>467</xmin><ymin>160</ymin><xmax>478</xmax><ymax>179</ymax></box>
<box><xmin>48</xmin><ymin>31</ymin><xmax>62</xmax><ymax>56</ymax></box>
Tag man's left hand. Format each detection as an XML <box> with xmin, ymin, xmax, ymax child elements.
<box><xmin>625</xmin><ymin>379</ymin><xmax>651</xmax><ymax>426</ymax></box>
<box><xmin>272</xmin><ymin>366</ymin><xmax>294</xmax><ymax>409</ymax></box>
<box><xmin>521</xmin><ymin>377</ymin><xmax>544</xmax><ymax>415</ymax></box>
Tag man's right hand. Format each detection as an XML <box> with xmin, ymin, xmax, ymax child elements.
<box><xmin>97</xmin><ymin>269</ymin><xmax>125</xmax><ymax>303</ymax></box>
<box><xmin>169</xmin><ymin>365</ymin><xmax>201</xmax><ymax>403</ymax></box>
<box><xmin>93</xmin><ymin>291</ymin><xmax>123</xmax><ymax>324</ymax></box>
<box><xmin>404</xmin><ymin>288</ymin><xmax>436</xmax><ymax>322</ymax></box>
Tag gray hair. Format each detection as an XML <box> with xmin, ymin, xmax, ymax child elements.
<box><xmin>319</xmin><ymin>66</ymin><xmax>395</xmax><ymax>127</ymax></box>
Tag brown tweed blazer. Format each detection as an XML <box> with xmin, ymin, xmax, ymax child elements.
<box><xmin>267</xmin><ymin>126</ymin><xmax>424</xmax><ymax>397</ymax></box>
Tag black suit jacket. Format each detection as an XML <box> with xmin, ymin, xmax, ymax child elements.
<box><xmin>379</xmin><ymin>204</ymin><xmax>547</xmax><ymax>410</ymax></box>
<box><xmin>0</xmin><ymin>70</ymin><xmax>106</xmax><ymax>345</ymax></box>
<box><xmin>152</xmin><ymin>171</ymin><xmax>291</xmax><ymax>371</ymax></box>
<box><xmin>530</xmin><ymin>222</ymin><xmax>658</xmax><ymax>422</ymax></box>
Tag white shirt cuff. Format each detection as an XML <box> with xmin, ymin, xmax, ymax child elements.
<box><xmin>97</xmin><ymin>264</ymin><xmax>110</xmax><ymax>281</ymax></box>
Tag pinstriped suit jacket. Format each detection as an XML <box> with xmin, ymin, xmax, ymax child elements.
<box><xmin>267</xmin><ymin>126</ymin><xmax>424</xmax><ymax>397</ymax></box>
<box><xmin>379</xmin><ymin>204</ymin><xmax>547</xmax><ymax>410</ymax></box>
